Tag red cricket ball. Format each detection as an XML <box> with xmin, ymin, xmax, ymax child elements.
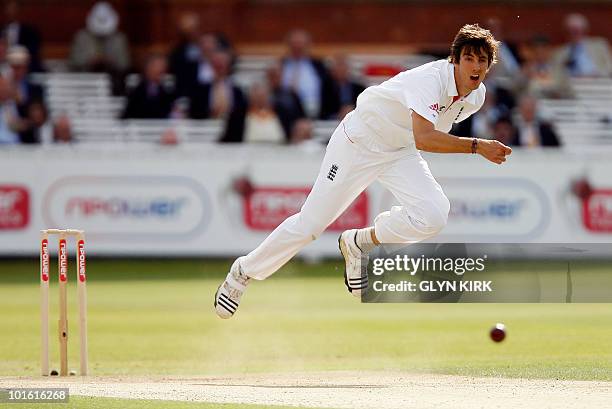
<box><xmin>490</xmin><ymin>323</ymin><xmax>506</xmax><ymax>343</ymax></box>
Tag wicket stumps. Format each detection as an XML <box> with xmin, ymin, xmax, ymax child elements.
<box><xmin>40</xmin><ymin>229</ymin><xmax>88</xmax><ymax>376</ymax></box>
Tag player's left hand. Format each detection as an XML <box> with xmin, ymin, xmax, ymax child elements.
<box><xmin>477</xmin><ymin>139</ymin><xmax>512</xmax><ymax>164</ymax></box>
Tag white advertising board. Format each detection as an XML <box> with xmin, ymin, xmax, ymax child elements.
<box><xmin>0</xmin><ymin>145</ymin><xmax>611</xmax><ymax>256</ymax></box>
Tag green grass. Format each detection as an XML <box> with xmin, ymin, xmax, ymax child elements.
<box><xmin>14</xmin><ymin>396</ymin><xmax>326</xmax><ymax>409</ymax></box>
<box><xmin>0</xmin><ymin>258</ymin><xmax>611</xmax><ymax>381</ymax></box>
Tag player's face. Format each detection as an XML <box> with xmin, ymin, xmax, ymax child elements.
<box><xmin>456</xmin><ymin>48</ymin><xmax>489</xmax><ymax>92</ymax></box>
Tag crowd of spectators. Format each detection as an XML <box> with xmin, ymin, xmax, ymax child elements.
<box><xmin>2</xmin><ymin>1</ymin><xmax>612</xmax><ymax>148</ymax></box>
<box><xmin>453</xmin><ymin>13</ymin><xmax>612</xmax><ymax>147</ymax></box>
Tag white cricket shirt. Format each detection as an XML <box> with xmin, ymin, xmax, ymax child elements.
<box><xmin>353</xmin><ymin>59</ymin><xmax>486</xmax><ymax>152</ymax></box>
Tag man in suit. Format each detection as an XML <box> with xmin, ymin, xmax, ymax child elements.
<box><xmin>174</xmin><ymin>32</ymin><xmax>218</xmax><ymax>96</ymax></box>
<box><xmin>187</xmin><ymin>50</ymin><xmax>246</xmax><ymax>142</ymax></box>
<box><xmin>483</xmin><ymin>17</ymin><xmax>524</xmax><ymax>111</ymax></box>
<box><xmin>175</xmin><ymin>32</ymin><xmax>235</xmax><ymax>97</ymax></box>
<box><xmin>512</xmin><ymin>95</ymin><xmax>560</xmax><ymax>147</ymax></box>
<box><xmin>168</xmin><ymin>12</ymin><xmax>201</xmax><ymax>91</ymax></box>
<box><xmin>327</xmin><ymin>54</ymin><xmax>366</xmax><ymax>119</ymax></box>
<box><xmin>122</xmin><ymin>54</ymin><xmax>176</xmax><ymax>119</ymax></box>
<box><xmin>6</xmin><ymin>46</ymin><xmax>43</xmax><ymax>119</ymax></box>
<box><xmin>267</xmin><ymin>61</ymin><xmax>306</xmax><ymax>138</ymax></box>
<box><xmin>2</xmin><ymin>0</ymin><xmax>43</xmax><ymax>72</ymax></box>
<box><xmin>553</xmin><ymin>13</ymin><xmax>612</xmax><ymax>79</ymax></box>
<box><xmin>0</xmin><ymin>74</ymin><xmax>20</xmax><ymax>144</ymax></box>
<box><xmin>281</xmin><ymin>29</ymin><xmax>335</xmax><ymax>119</ymax></box>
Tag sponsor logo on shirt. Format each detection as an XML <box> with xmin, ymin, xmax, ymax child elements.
<box><xmin>428</xmin><ymin>103</ymin><xmax>447</xmax><ymax>116</ymax></box>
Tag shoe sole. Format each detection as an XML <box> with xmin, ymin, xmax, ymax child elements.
<box><xmin>213</xmin><ymin>285</ymin><xmax>228</xmax><ymax>318</ymax></box>
<box><xmin>339</xmin><ymin>232</ymin><xmax>370</xmax><ymax>297</ymax></box>
<box><xmin>338</xmin><ymin>235</ymin><xmax>352</xmax><ymax>294</ymax></box>
<box><xmin>213</xmin><ymin>285</ymin><xmax>221</xmax><ymax>309</ymax></box>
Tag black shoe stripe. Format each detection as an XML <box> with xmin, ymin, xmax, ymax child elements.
<box><xmin>220</xmin><ymin>293</ymin><xmax>239</xmax><ymax>308</ymax></box>
<box><xmin>217</xmin><ymin>298</ymin><xmax>236</xmax><ymax>313</ymax></box>
<box><xmin>348</xmin><ymin>278</ymin><xmax>368</xmax><ymax>284</ymax></box>
<box><xmin>219</xmin><ymin>298</ymin><xmax>238</xmax><ymax>311</ymax></box>
<box><xmin>217</xmin><ymin>296</ymin><xmax>235</xmax><ymax>310</ymax></box>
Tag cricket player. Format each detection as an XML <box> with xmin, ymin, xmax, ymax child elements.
<box><xmin>215</xmin><ymin>24</ymin><xmax>512</xmax><ymax>318</ymax></box>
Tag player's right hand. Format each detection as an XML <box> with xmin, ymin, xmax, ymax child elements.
<box><xmin>477</xmin><ymin>139</ymin><xmax>512</xmax><ymax>164</ymax></box>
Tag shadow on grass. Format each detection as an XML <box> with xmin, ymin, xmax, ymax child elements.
<box><xmin>0</xmin><ymin>258</ymin><xmax>342</xmax><ymax>283</ymax></box>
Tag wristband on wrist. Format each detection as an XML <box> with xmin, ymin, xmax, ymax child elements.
<box><xmin>471</xmin><ymin>138</ymin><xmax>478</xmax><ymax>154</ymax></box>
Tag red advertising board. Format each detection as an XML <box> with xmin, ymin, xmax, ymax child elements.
<box><xmin>244</xmin><ymin>187</ymin><xmax>368</xmax><ymax>231</ymax></box>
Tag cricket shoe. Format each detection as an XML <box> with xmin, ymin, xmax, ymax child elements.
<box><xmin>214</xmin><ymin>257</ymin><xmax>250</xmax><ymax>319</ymax></box>
<box><xmin>338</xmin><ymin>230</ymin><xmax>369</xmax><ymax>297</ymax></box>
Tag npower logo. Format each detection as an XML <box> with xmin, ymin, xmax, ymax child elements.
<box><xmin>40</xmin><ymin>239</ymin><xmax>50</xmax><ymax>282</ymax></box>
<box><xmin>43</xmin><ymin>176</ymin><xmax>210</xmax><ymax>238</ymax></box>
<box><xmin>59</xmin><ymin>239</ymin><xmax>68</xmax><ymax>282</ymax></box>
<box><xmin>65</xmin><ymin>197</ymin><xmax>186</xmax><ymax>218</ymax></box>
<box><xmin>439</xmin><ymin>177</ymin><xmax>549</xmax><ymax>240</ymax></box>
<box><xmin>451</xmin><ymin>199</ymin><xmax>525</xmax><ymax>220</ymax></box>
<box><xmin>77</xmin><ymin>240</ymin><xmax>86</xmax><ymax>282</ymax></box>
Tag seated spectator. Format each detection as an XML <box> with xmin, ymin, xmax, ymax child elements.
<box><xmin>52</xmin><ymin>115</ymin><xmax>74</xmax><ymax>144</ymax></box>
<box><xmin>69</xmin><ymin>1</ymin><xmax>130</xmax><ymax>94</ymax></box>
<box><xmin>327</xmin><ymin>54</ymin><xmax>365</xmax><ymax>119</ymax></box>
<box><xmin>241</xmin><ymin>82</ymin><xmax>286</xmax><ymax>144</ymax></box>
<box><xmin>122</xmin><ymin>54</ymin><xmax>176</xmax><ymax>119</ymax></box>
<box><xmin>492</xmin><ymin>116</ymin><xmax>517</xmax><ymax>147</ymax></box>
<box><xmin>159</xmin><ymin>128</ymin><xmax>179</xmax><ymax>145</ymax></box>
<box><xmin>552</xmin><ymin>13</ymin><xmax>612</xmax><ymax>78</ymax></box>
<box><xmin>2</xmin><ymin>0</ymin><xmax>43</xmax><ymax>72</ymax></box>
<box><xmin>0</xmin><ymin>33</ymin><xmax>9</xmax><ymax>76</ymax></box>
<box><xmin>188</xmin><ymin>50</ymin><xmax>246</xmax><ymax>120</ymax></box>
<box><xmin>18</xmin><ymin>99</ymin><xmax>46</xmax><ymax>143</ymax></box>
<box><xmin>290</xmin><ymin>118</ymin><xmax>316</xmax><ymax>146</ymax></box>
<box><xmin>267</xmin><ymin>60</ymin><xmax>306</xmax><ymax>138</ymax></box>
<box><xmin>0</xmin><ymin>74</ymin><xmax>20</xmax><ymax>144</ymax></box>
<box><xmin>6</xmin><ymin>46</ymin><xmax>43</xmax><ymax>119</ymax></box>
<box><xmin>452</xmin><ymin>89</ymin><xmax>508</xmax><ymax>139</ymax></box>
<box><xmin>513</xmin><ymin>95</ymin><xmax>560</xmax><ymax>147</ymax></box>
<box><xmin>485</xmin><ymin>18</ymin><xmax>522</xmax><ymax>81</ymax></box>
<box><xmin>176</xmin><ymin>33</ymin><xmax>223</xmax><ymax>96</ymax></box>
<box><xmin>186</xmin><ymin>50</ymin><xmax>246</xmax><ymax>143</ymax></box>
<box><xmin>169</xmin><ymin>12</ymin><xmax>202</xmax><ymax>88</ymax></box>
<box><xmin>195</xmin><ymin>33</ymin><xmax>218</xmax><ymax>85</ymax></box>
<box><xmin>281</xmin><ymin>29</ymin><xmax>335</xmax><ymax>119</ymax></box>
<box><xmin>38</xmin><ymin>114</ymin><xmax>75</xmax><ymax>144</ymax></box>
<box><xmin>523</xmin><ymin>35</ymin><xmax>572</xmax><ymax>99</ymax></box>
<box><xmin>484</xmin><ymin>17</ymin><xmax>525</xmax><ymax>110</ymax></box>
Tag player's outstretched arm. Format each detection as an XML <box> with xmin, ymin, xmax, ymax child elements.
<box><xmin>412</xmin><ymin>111</ymin><xmax>512</xmax><ymax>165</ymax></box>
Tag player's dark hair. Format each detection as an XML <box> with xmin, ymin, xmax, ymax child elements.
<box><xmin>448</xmin><ymin>24</ymin><xmax>499</xmax><ymax>67</ymax></box>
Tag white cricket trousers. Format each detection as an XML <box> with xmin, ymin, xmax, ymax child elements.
<box><xmin>242</xmin><ymin>112</ymin><xmax>450</xmax><ymax>280</ymax></box>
